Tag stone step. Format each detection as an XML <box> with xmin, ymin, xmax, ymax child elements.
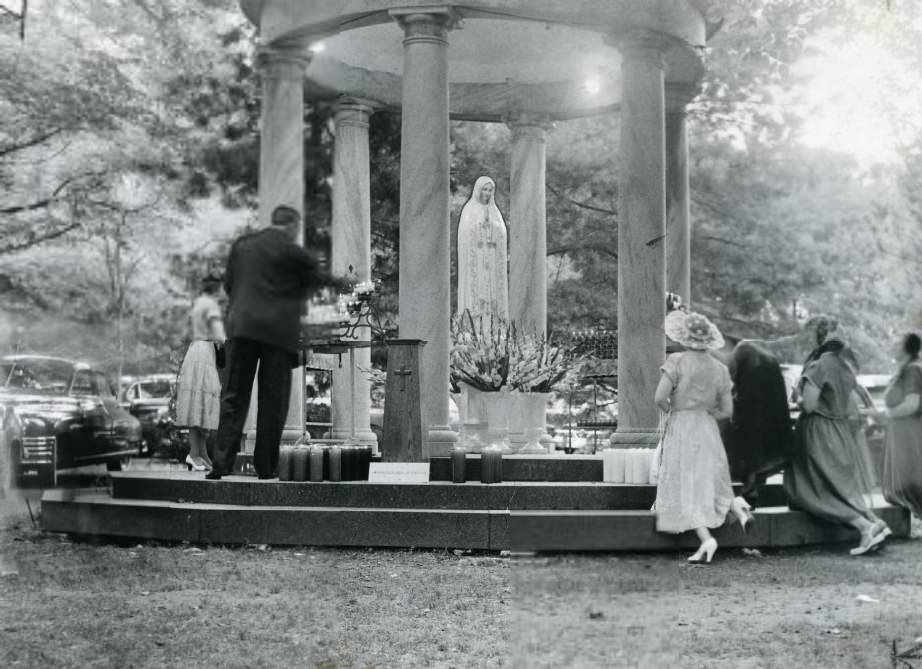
<box><xmin>41</xmin><ymin>488</ymin><xmax>911</xmax><ymax>552</ymax></box>
<box><xmin>507</xmin><ymin>502</ymin><xmax>912</xmax><ymax>552</ymax></box>
<box><xmin>428</xmin><ymin>455</ymin><xmax>603</xmax><ymax>482</ymax></box>
<box><xmin>41</xmin><ymin>489</ymin><xmax>504</xmax><ymax>550</ymax></box>
<box><xmin>109</xmin><ymin>472</ymin><xmax>790</xmax><ymax>510</ymax></box>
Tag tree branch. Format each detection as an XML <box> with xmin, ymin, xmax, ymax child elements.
<box><xmin>0</xmin><ymin>221</ymin><xmax>81</xmax><ymax>255</ymax></box>
<box><xmin>547</xmin><ymin>244</ymin><xmax>618</xmax><ymax>260</ymax></box>
<box><xmin>0</xmin><ymin>127</ymin><xmax>63</xmax><ymax>159</ymax></box>
<box><xmin>696</xmin><ymin>234</ymin><xmax>748</xmax><ymax>250</ymax></box>
<box><xmin>0</xmin><ymin>171</ymin><xmax>104</xmax><ymax>216</ymax></box>
<box><xmin>547</xmin><ymin>183</ymin><xmax>618</xmax><ymax>217</ymax></box>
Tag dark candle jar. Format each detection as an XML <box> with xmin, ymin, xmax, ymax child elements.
<box><xmin>341</xmin><ymin>445</ymin><xmax>354</xmax><ymax>481</ymax></box>
<box><xmin>278</xmin><ymin>445</ymin><xmax>294</xmax><ymax>481</ymax></box>
<box><xmin>309</xmin><ymin>445</ymin><xmax>325</xmax><ymax>482</ymax></box>
<box><xmin>328</xmin><ymin>445</ymin><xmax>342</xmax><ymax>482</ymax></box>
<box><xmin>481</xmin><ymin>445</ymin><xmax>503</xmax><ymax>484</ymax></box>
<box><xmin>451</xmin><ymin>444</ymin><xmax>467</xmax><ymax>483</ymax></box>
<box><xmin>359</xmin><ymin>445</ymin><xmax>373</xmax><ymax>480</ymax></box>
<box><xmin>292</xmin><ymin>445</ymin><xmax>309</xmax><ymax>482</ymax></box>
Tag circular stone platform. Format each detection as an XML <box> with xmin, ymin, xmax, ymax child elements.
<box><xmin>241</xmin><ymin>0</ymin><xmax>719</xmax><ymax>120</ymax></box>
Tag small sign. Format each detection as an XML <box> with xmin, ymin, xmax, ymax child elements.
<box><xmin>368</xmin><ymin>462</ymin><xmax>431</xmax><ymax>484</ymax></box>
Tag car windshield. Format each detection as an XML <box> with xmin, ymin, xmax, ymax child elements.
<box><xmin>138</xmin><ymin>380</ymin><xmax>173</xmax><ymax>399</ymax></box>
<box><xmin>1</xmin><ymin>359</ymin><xmax>73</xmax><ymax>394</ymax></box>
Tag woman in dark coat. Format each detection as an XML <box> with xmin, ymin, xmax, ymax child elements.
<box><xmin>719</xmin><ymin>340</ymin><xmax>792</xmax><ymax>503</ymax></box>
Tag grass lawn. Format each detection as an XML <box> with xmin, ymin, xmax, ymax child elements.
<box><xmin>1</xmin><ymin>492</ymin><xmax>920</xmax><ymax>669</ymax></box>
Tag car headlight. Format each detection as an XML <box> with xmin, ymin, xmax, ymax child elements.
<box><xmin>112</xmin><ymin>418</ymin><xmax>143</xmax><ymax>439</ymax></box>
<box><xmin>78</xmin><ymin>399</ymin><xmax>101</xmax><ymax>413</ymax></box>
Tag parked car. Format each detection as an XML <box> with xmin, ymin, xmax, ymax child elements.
<box><xmin>1</xmin><ymin>355</ymin><xmax>143</xmax><ymax>487</ymax></box>
<box><xmin>120</xmin><ymin>374</ymin><xmax>188</xmax><ymax>458</ymax></box>
<box><xmin>857</xmin><ymin>373</ymin><xmax>891</xmax><ymax>413</ymax></box>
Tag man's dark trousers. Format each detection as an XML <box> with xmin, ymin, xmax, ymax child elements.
<box><xmin>212</xmin><ymin>337</ymin><xmax>295</xmax><ymax>477</ymax></box>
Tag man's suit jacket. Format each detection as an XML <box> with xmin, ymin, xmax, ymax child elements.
<box><xmin>224</xmin><ymin>227</ymin><xmax>324</xmax><ymax>355</ymax></box>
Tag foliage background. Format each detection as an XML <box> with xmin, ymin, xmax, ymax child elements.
<box><xmin>1</xmin><ymin>0</ymin><xmax>921</xmax><ymax>379</ymax></box>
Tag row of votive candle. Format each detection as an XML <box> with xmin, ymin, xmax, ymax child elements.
<box><xmin>278</xmin><ymin>444</ymin><xmax>373</xmax><ymax>482</ymax></box>
<box><xmin>450</xmin><ymin>445</ymin><xmax>504</xmax><ymax>484</ymax></box>
<box><xmin>601</xmin><ymin>448</ymin><xmax>655</xmax><ymax>484</ymax></box>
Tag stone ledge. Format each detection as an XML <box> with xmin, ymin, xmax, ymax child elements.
<box><xmin>42</xmin><ymin>489</ymin><xmax>909</xmax><ymax>553</ymax></box>
<box><xmin>109</xmin><ymin>472</ymin><xmax>790</xmax><ymax>510</ymax></box>
<box><xmin>41</xmin><ymin>490</ymin><xmax>501</xmax><ymax>550</ymax></box>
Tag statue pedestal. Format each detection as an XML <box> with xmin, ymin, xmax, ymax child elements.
<box><xmin>382</xmin><ymin>339</ymin><xmax>426</xmax><ymax>462</ymax></box>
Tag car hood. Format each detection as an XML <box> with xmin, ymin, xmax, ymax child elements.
<box><xmin>0</xmin><ymin>390</ymin><xmax>81</xmax><ymax>418</ymax></box>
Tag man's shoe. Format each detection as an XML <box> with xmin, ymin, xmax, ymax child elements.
<box><xmin>205</xmin><ymin>470</ymin><xmax>225</xmax><ymax>481</ymax></box>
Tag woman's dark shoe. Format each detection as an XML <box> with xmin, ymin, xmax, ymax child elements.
<box><xmin>257</xmin><ymin>473</ymin><xmax>277</xmax><ymax>480</ymax></box>
<box><xmin>205</xmin><ymin>470</ymin><xmax>225</xmax><ymax>480</ymax></box>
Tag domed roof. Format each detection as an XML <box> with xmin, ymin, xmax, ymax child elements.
<box><xmin>241</xmin><ymin>1</ymin><xmax>718</xmax><ymax>121</ymax></box>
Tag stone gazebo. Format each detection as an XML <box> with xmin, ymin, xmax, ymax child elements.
<box><xmin>240</xmin><ymin>0</ymin><xmax>717</xmax><ymax>455</ymax></box>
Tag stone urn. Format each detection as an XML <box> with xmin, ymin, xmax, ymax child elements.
<box><xmin>470</xmin><ymin>389</ymin><xmax>513</xmax><ymax>451</ymax></box>
<box><xmin>512</xmin><ymin>392</ymin><xmax>551</xmax><ymax>454</ymax></box>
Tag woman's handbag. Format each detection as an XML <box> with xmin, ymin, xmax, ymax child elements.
<box><xmin>649</xmin><ymin>411</ymin><xmax>668</xmax><ymax>485</ymax></box>
<box><xmin>214</xmin><ymin>343</ymin><xmax>226</xmax><ymax>369</ymax></box>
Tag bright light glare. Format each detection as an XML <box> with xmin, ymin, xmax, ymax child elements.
<box><xmin>790</xmin><ymin>33</ymin><xmax>922</xmax><ymax>165</ymax></box>
<box><xmin>584</xmin><ymin>78</ymin><xmax>602</xmax><ymax>95</ymax></box>
<box><xmin>309</xmin><ymin>42</ymin><xmax>326</xmax><ymax>54</ymax></box>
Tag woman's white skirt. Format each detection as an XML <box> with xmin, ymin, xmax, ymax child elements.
<box><xmin>654</xmin><ymin>409</ymin><xmax>734</xmax><ymax>534</ymax></box>
<box><xmin>175</xmin><ymin>340</ymin><xmax>221</xmax><ymax>430</ymax></box>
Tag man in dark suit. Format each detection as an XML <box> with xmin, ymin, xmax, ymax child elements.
<box><xmin>207</xmin><ymin>205</ymin><xmax>329</xmax><ymax>480</ymax></box>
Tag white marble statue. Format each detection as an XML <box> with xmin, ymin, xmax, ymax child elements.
<box><xmin>457</xmin><ymin>176</ymin><xmax>509</xmax><ymax>321</ymax></box>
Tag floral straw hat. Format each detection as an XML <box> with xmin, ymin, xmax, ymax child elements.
<box><xmin>665</xmin><ymin>310</ymin><xmax>725</xmax><ymax>351</ymax></box>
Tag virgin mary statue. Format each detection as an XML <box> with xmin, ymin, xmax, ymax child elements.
<box><xmin>457</xmin><ymin>176</ymin><xmax>509</xmax><ymax>321</ymax></box>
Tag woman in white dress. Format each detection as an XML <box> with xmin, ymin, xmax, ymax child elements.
<box><xmin>175</xmin><ymin>274</ymin><xmax>225</xmax><ymax>471</ymax></box>
<box><xmin>654</xmin><ymin>311</ymin><xmax>751</xmax><ymax>563</ymax></box>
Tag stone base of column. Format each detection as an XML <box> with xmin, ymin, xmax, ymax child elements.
<box><xmin>610</xmin><ymin>428</ymin><xmax>660</xmax><ymax>448</ymax></box>
<box><xmin>427</xmin><ymin>425</ymin><xmax>458</xmax><ymax>458</ymax></box>
<box><xmin>330</xmin><ymin>428</ymin><xmax>380</xmax><ymax>450</ymax></box>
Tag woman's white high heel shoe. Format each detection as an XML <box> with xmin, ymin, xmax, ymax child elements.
<box><xmin>185</xmin><ymin>455</ymin><xmax>206</xmax><ymax>472</ymax></box>
<box><xmin>688</xmin><ymin>538</ymin><xmax>718</xmax><ymax>564</ymax></box>
<box><xmin>732</xmin><ymin>497</ymin><xmax>755</xmax><ymax>533</ymax></box>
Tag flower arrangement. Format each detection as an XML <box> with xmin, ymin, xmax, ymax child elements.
<box><xmin>450</xmin><ymin>311</ymin><xmax>512</xmax><ymax>392</ymax></box>
<box><xmin>451</xmin><ymin>310</ymin><xmax>578</xmax><ymax>393</ymax></box>
<box><xmin>509</xmin><ymin>326</ymin><xmax>575</xmax><ymax>393</ymax></box>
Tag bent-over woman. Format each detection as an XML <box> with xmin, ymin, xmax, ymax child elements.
<box><xmin>784</xmin><ymin>334</ymin><xmax>890</xmax><ymax>555</ymax></box>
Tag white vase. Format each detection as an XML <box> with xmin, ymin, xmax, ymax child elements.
<box><xmin>450</xmin><ymin>392</ymin><xmax>466</xmax><ymax>426</ymax></box>
<box><xmin>480</xmin><ymin>391</ymin><xmax>512</xmax><ymax>437</ymax></box>
<box><xmin>518</xmin><ymin>392</ymin><xmax>551</xmax><ymax>454</ymax></box>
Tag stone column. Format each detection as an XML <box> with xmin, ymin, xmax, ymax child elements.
<box><xmin>665</xmin><ymin>83</ymin><xmax>696</xmax><ymax>306</ymax></box>
<box><xmin>391</xmin><ymin>9</ymin><xmax>457</xmax><ymax>457</ymax></box>
<box><xmin>331</xmin><ymin>97</ymin><xmax>378</xmax><ymax>450</ymax></box>
<box><xmin>612</xmin><ymin>31</ymin><xmax>669</xmax><ymax>446</ymax></box>
<box><xmin>508</xmin><ymin>115</ymin><xmax>551</xmax><ymax>336</ymax></box>
<box><xmin>245</xmin><ymin>46</ymin><xmax>311</xmax><ymax>451</ymax></box>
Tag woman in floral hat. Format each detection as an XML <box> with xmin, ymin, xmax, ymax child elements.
<box><xmin>654</xmin><ymin>311</ymin><xmax>751</xmax><ymax>563</ymax></box>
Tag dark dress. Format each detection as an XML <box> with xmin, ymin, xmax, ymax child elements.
<box><xmin>784</xmin><ymin>352</ymin><xmax>877</xmax><ymax>525</ymax></box>
<box><xmin>882</xmin><ymin>362</ymin><xmax>922</xmax><ymax>517</ymax></box>
<box><xmin>720</xmin><ymin>342</ymin><xmax>792</xmax><ymax>503</ymax></box>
